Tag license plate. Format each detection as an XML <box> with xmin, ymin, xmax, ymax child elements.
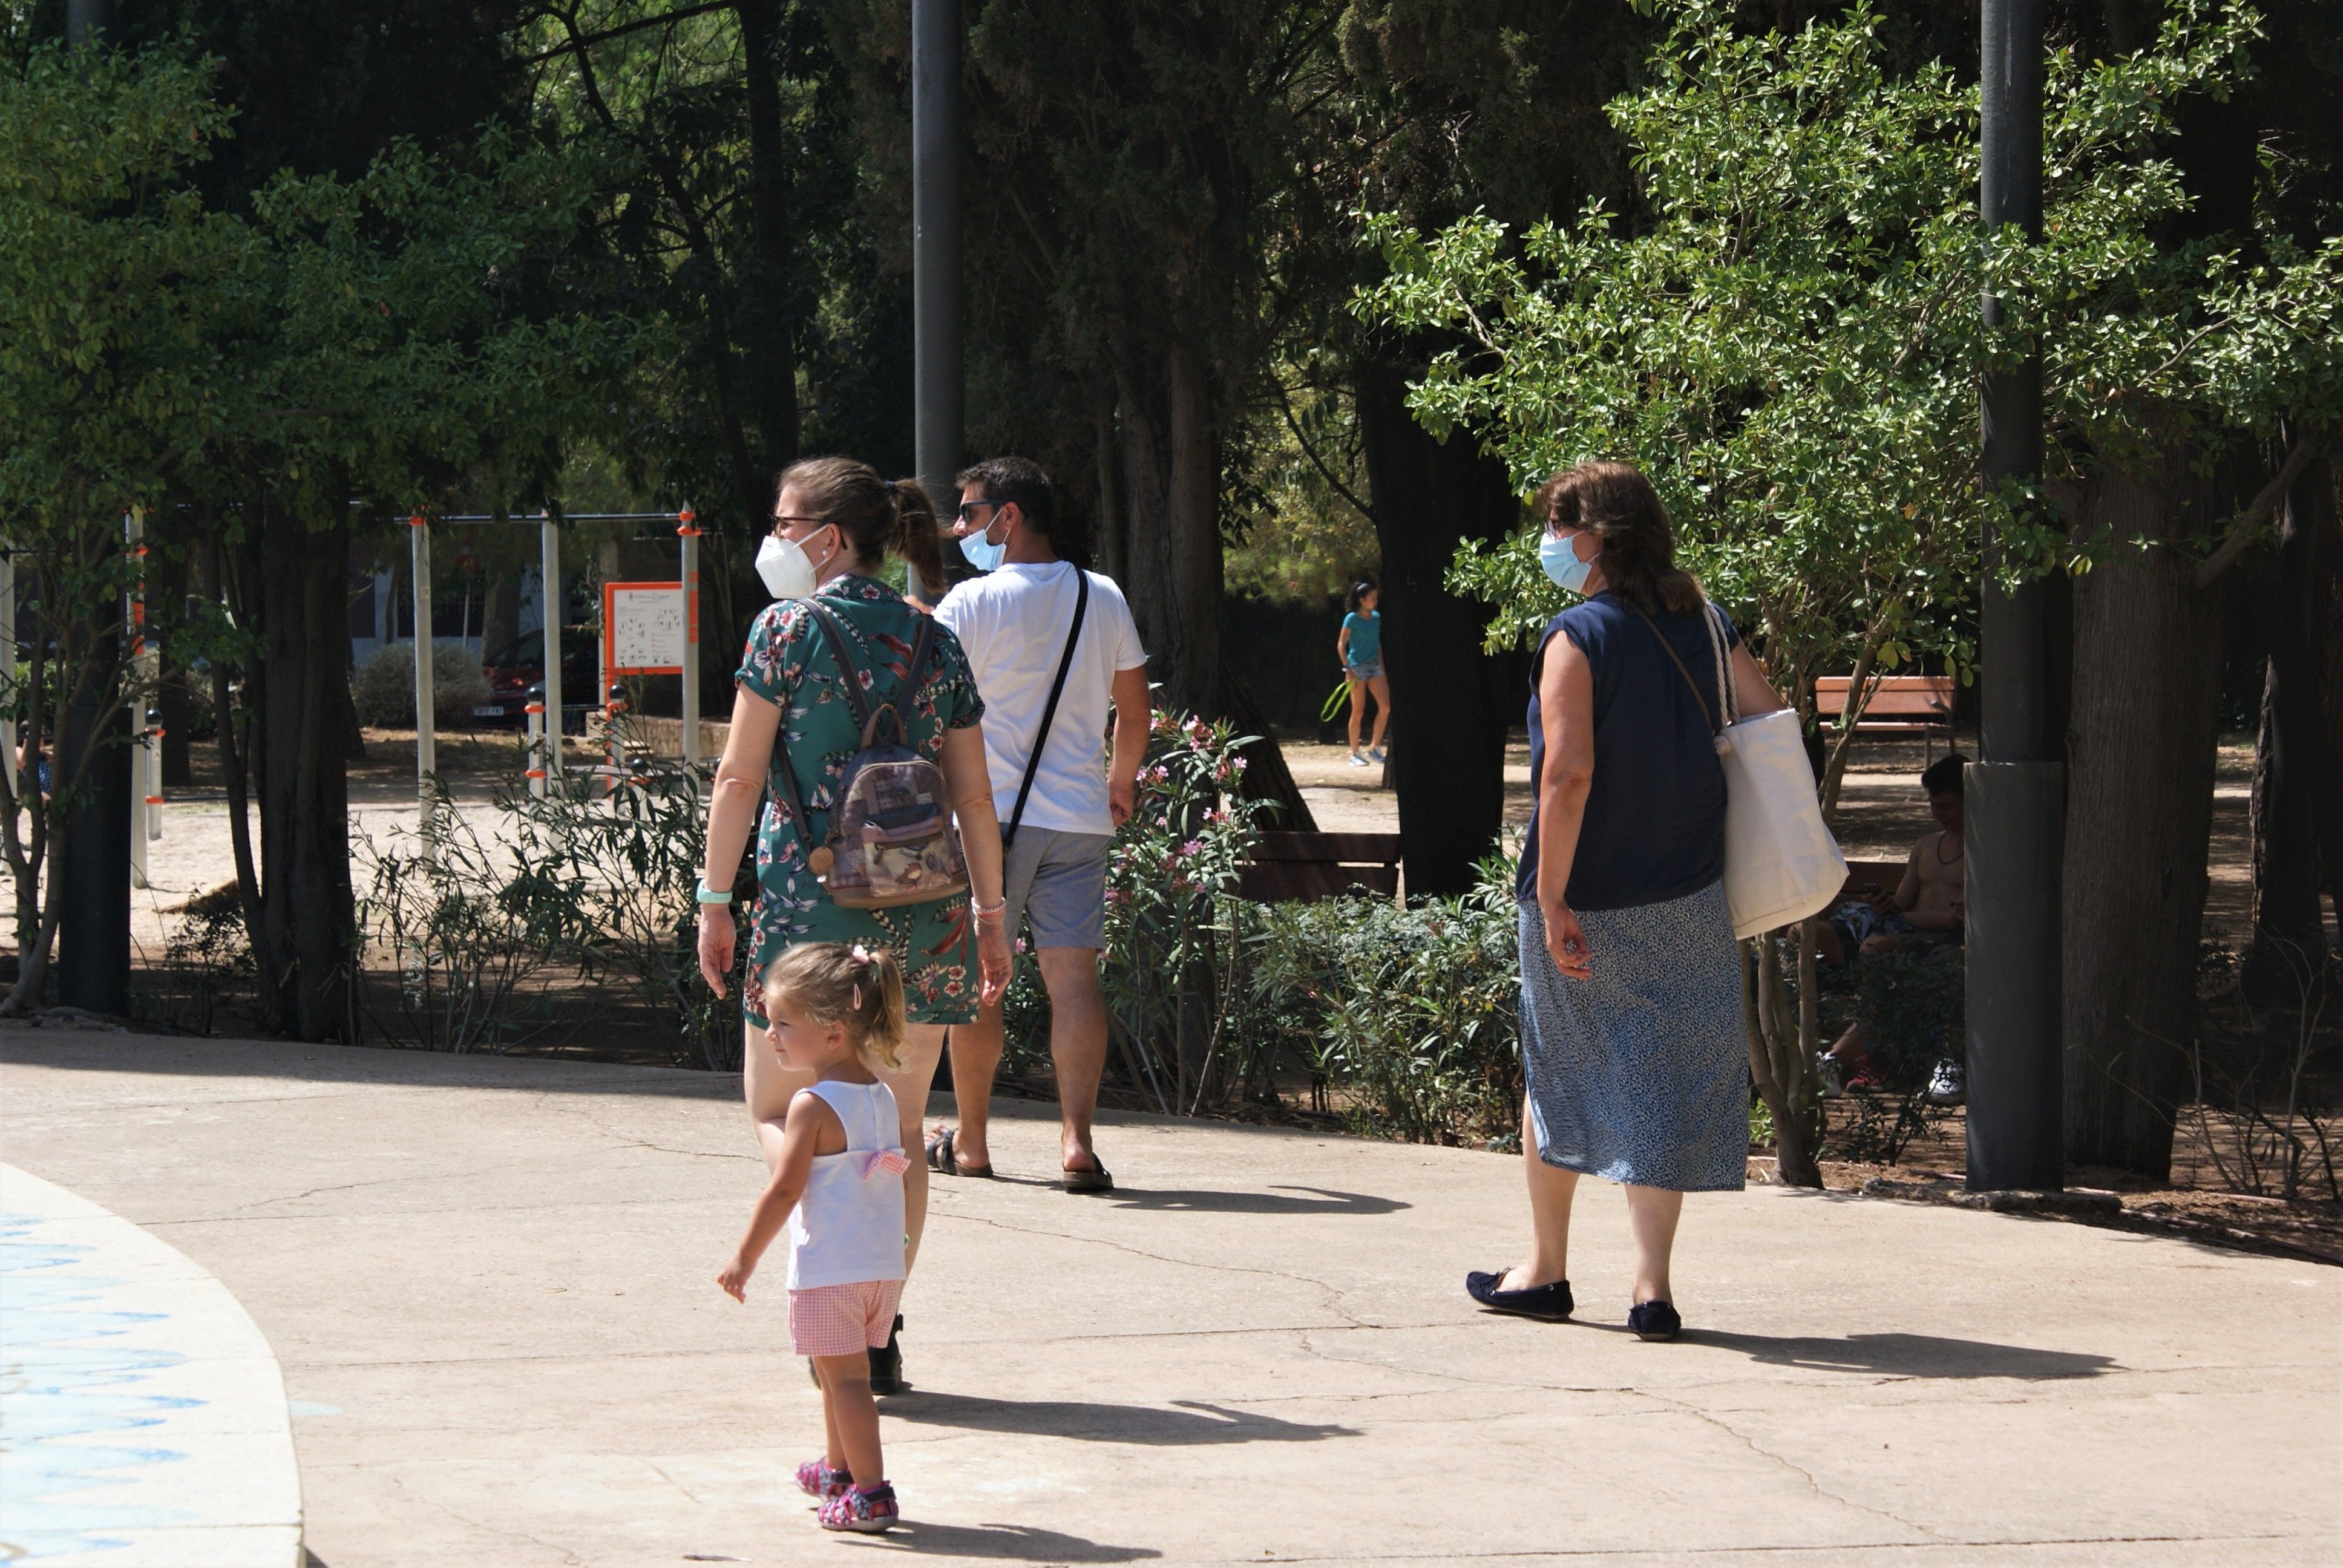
<box><xmin>471</xmin><ymin>705</ymin><xmax>505</xmax><ymax>717</ymax></box>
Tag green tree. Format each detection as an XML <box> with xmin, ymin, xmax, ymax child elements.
<box><xmin>0</xmin><ymin>39</ymin><xmax>646</xmax><ymax>1031</ymax></box>
<box><xmin>1356</xmin><ymin>0</ymin><xmax>2343</xmax><ymax>1179</ymax></box>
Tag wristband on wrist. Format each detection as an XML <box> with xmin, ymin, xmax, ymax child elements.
<box><xmin>971</xmin><ymin>898</ymin><xmax>1007</xmax><ymax>922</ymax></box>
<box><xmin>696</xmin><ymin>881</ymin><xmax>734</xmax><ymax>906</ymax></box>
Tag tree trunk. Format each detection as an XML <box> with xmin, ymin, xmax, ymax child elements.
<box><xmin>1113</xmin><ymin>338</ymin><xmax>1221</xmax><ymax>719</ymax></box>
<box><xmin>1353</xmin><ymin>356</ymin><xmax>1518</xmax><ymax>897</ymax></box>
<box><xmin>479</xmin><ymin>569</ymin><xmax>520</xmax><ymax>664</ymax></box>
<box><xmin>2247</xmin><ymin>451</ymin><xmax>2338</xmax><ymax>991</ymax></box>
<box><xmin>735</xmin><ymin>0</ymin><xmax>802</xmax><ymax>474</ymax></box>
<box><xmin>2062</xmin><ymin>460</ymin><xmax>2227</xmax><ymax>1178</ymax></box>
<box><xmin>244</xmin><ymin>506</ymin><xmax>359</xmax><ymax>1042</ymax></box>
<box><xmin>153</xmin><ymin>546</ymin><xmax>195</xmax><ymax>788</ymax></box>
<box><xmin>1745</xmin><ymin>933</ymin><xmax>1821</xmax><ymax>1187</ymax></box>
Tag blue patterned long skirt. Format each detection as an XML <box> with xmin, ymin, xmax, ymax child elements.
<box><xmin>1518</xmin><ymin>883</ymin><xmax>1748</xmax><ymax>1192</ymax></box>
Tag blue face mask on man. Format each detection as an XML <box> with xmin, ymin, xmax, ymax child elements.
<box><xmin>958</xmin><ymin>504</ymin><xmax>1009</xmax><ymax>572</ymax></box>
<box><xmin>1539</xmin><ymin>530</ymin><xmax>1599</xmax><ymax>595</ymax></box>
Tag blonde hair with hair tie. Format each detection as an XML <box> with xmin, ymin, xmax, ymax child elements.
<box><xmin>761</xmin><ymin>942</ymin><xmax>908</xmax><ymax>1071</ymax></box>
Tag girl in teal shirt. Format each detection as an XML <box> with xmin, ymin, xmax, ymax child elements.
<box><xmin>1339</xmin><ymin>580</ymin><xmax>1390</xmax><ymax>766</ymax></box>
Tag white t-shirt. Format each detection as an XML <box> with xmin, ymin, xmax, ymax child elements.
<box><xmin>936</xmin><ymin>560</ymin><xmax>1147</xmax><ymax>837</ymax></box>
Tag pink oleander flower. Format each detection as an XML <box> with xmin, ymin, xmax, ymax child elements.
<box><xmin>1181</xmin><ymin>838</ymin><xmax>1204</xmax><ymax>857</ymax></box>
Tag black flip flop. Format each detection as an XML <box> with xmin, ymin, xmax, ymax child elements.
<box><xmin>1466</xmin><ymin>1268</ymin><xmax>1574</xmax><ymax>1322</ymax></box>
<box><xmin>923</xmin><ymin>1125</ymin><xmax>994</xmax><ymax>1180</ymax></box>
<box><xmin>1061</xmin><ymin>1159</ymin><xmax>1113</xmax><ymax>1195</ymax></box>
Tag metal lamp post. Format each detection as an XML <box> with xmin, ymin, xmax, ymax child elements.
<box><xmin>1966</xmin><ymin>0</ymin><xmax>2065</xmax><ymax>1192</ymax></box>
<box><xmin>911</xmin><ymin>0</ymin><xmax>962</xmax><ymax>591</ymax></box>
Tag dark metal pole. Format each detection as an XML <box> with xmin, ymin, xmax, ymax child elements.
<box><xmin>911</xmin><ymin>0</ymin><xmax>963</xmax><ymax>587</ymax></box>
<box><xmin>1967</xmin><ymin>0</ymin><xmax>2063</xmax><ymax>1192</ymax></box>
<box><xmin>57</xmin><ymin>0</ymin><xmax>132</xmax><ymax>1018</ymax></box>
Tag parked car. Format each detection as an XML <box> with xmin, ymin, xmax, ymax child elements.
<box><xmin>477</xmin><ymin>625</ymin><xmax>598</xmax><ymax>728</ymax></box>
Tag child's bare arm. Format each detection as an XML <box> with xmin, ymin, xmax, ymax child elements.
<box><xmin>716</xmin><ymin>1090</ymin><xmax>836</xmax><ymax>1302</ymax></box>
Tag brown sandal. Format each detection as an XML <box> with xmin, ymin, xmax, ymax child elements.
<box><xmin>924</xmin><ymin>1125</ymin><xmax>994</xmax><ymax>1180</ymax></box>
<box><xmin>1060</xmin><ymin>1159</ymin><xmax>1113</xmax><ymax>1195</ymax></box>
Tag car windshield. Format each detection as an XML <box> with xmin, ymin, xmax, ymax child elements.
<box><xmin>486</xmin><ymin>631</ymin><xmax>544</xmax><ymax>667</ymax></box>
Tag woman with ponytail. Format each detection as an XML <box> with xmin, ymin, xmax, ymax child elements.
<box><xmin>698</xmin><ymin>456</ymin><xmax>1012</xmax><ymax>1395</ymax></box>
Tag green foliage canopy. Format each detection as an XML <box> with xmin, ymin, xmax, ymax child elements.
<box><xmin>1353</xmin><ymin>0</ymin><xmax>2343</xmax><ymax>710</ymax></box>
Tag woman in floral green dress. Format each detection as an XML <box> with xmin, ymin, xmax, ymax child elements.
<box><xmin>697</xmin><ymin>457</ymin><xmax>1011</xmax><ymax>1390</ymax></box>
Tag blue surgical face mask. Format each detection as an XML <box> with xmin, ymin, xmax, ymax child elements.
<box><xmin>960</xmin><ymin>511</ymin><xmax>1007</xmax><ymax>572</ymax></box>
<box><xmin>1539</xmin><ymin>531</ymin><xmax>1599</xmax><ymax>595</ymax></box>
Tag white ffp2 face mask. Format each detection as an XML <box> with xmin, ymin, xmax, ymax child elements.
<box><xmin>756</xmin><ymin>527</ymin><xmax>833</xmax><ymax>600</ymax></box>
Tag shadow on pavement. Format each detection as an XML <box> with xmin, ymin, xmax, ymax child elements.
<box><xmin>887</xmin><ymin>1393</ymin><xmax>1358</xmax><ymax>1445</ymax></box>
<box><xmin>1104</xmin><ymin>1184</ymin><xmax>1408</xmax><ymax>1216</ymax></box>
<box><xmin>1685</xmin><ymin>1328</ymin><xmax>2115</xmax><ymax>1380</ymax></box>
<box><xmin>861</xmin><ymin>1520</ymin><xmax>1161</xmax><ymax>1561</ymax></box>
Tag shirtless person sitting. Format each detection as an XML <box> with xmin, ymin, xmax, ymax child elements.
<box><xmin>1817</xmin><ymin>751</ymin><xmax>1965</xmax><ymax>1099</ymax></box>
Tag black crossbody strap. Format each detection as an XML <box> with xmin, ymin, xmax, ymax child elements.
<box><xmin>1003</xmin><ymin>568</ymin><xmax>1089</xmax><ymax>851</ymax></box>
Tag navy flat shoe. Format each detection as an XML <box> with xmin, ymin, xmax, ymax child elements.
<box><xmin>1466</xmin><ymin>1269</ymin><xmax>1573</xmax><ymax>1322</ymax></box>
<box><xmin>1627</xmin><ymin>1300</ymin><xmax>1682</xmax><ymax>1341</ymax></box>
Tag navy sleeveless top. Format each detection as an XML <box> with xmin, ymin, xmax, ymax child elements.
<box><xmin>1516</xmin><ymin>592</ymin><xmax>1741</xmax><ymax>912</ymax></box>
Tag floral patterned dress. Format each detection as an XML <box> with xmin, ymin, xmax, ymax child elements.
<box><xmin>734</xmin><ymin>574</ymin><xmax>986</xmax><ymax>1027</ymax></box>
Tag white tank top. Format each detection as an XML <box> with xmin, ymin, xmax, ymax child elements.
<box><xmin>785</xmin><ymin>1080</ymin><xmax>908</xmax><ymax>1290</ymax></box>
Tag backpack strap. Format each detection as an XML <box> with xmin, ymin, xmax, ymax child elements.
<box><xmin>801</xmin><ymin>599</ymin><xmax>877</xmax><ymax>733</ymax></box>
<box><xmin>1003</xmin><ymin>567</ymin><xmax>1089</xmax><ymax>851</ymax></box>
<box><xmin>765</xmin><ymin>604</ymin><xmax>824</xmax><ymax>850</ymax></box>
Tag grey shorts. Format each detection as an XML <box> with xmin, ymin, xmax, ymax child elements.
<box><xmin>1000</xmin><ymin>826</ymin><xmax>1112</xmax><ymax>950</ymax></box>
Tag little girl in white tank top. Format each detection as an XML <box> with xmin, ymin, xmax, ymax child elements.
<box><xmin>717</xmin><ymin>943</ymin><xmax>912</xmax><ymax>1535</ymax></box>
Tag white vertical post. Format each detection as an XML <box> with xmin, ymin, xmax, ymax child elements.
<box><xmin>410</xmin><ymin>514</ymin><xmax>436</xmax><ymax>834</ymax></box>
<box><xmin>540</xmin><ymin>513</ymin><xmax>562</xmax><ymax>780</ymax></box>
<box><xmin>1</xmin><ymin>538</ymin><xmax>16</xmax><ymax>803</ymax></box>
<box><xmin>126</xmin><ymin>511</ymin><xmax>149</xmax><ymax>890</ymax></box>
<box><xmin>525</xmin><ymin>702</ymin><xmax>547</xmax><ymax>799</ymax></box>
<box><xmin>678</xmin><ymin>509</ymin><xmax>700</xmax><ymax>775</ymax></box>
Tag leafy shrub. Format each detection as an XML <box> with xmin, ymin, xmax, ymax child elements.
<box><xmin>351</xmin><ymin>641</ymin><xmax>493</xmax><ymax>728</ymax></box>
<box><xmin>352</xmin><ymin>766</ymin><xmax>743</xmax><ymax>1067</ymax></box>
<box><xmin>1243</xmin><ymin>859</ymin><xmax>1522</xmax><ymax>1146</ymax></box>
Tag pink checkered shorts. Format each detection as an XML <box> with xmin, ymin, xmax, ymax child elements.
<box><xmin>787</xmin><ymin>1279</ymin><xmax>904</xmax><ymax>1358</ymax></box>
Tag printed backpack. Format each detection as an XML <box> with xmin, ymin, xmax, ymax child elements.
<box><xmin>771</xmin><ymin>601</ymin><xmax>969</xmax><ymax>909</ymax></box>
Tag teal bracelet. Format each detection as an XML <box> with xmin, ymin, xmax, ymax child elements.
<box><xmin>695</xmin><ymin>881</ymin><xmax>734</xmax><ymax>906</ymax></box>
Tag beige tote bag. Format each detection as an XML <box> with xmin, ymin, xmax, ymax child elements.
<box><xmin>1642</xmin><ymin>603</ymin><xmax>1848</xmax><ymax>939</ymax></box>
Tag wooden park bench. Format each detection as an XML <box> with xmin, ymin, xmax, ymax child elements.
<box><xmin>1239</xmin><ymin>831</ymin><xmax>1403</xmax><ymax>903</ymax></box>
<box><xmin>1814</xmin><ymin>675</ymin><xmax>1955</xmax><ymax>753</ymax></box>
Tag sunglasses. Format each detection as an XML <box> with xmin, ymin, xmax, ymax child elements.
<box><xmin>954</xmin><ymin>499</ymin><xmax>1005</xmax><ymax>524</ymax></box>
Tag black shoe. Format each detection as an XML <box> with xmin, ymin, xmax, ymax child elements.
<box><xmin>1628</xmin><ymin>1300</ymin><xmax>1682</xmax><ymax>1341</ymax></box>
<box><xmin>1466</xmin><ymin>1269</ymin><xmax>1573</xmax><ymax>1322</ymax></box>
<box><xmin>868</xmin><ymin>1315</ymin><xmax>908</xmax><ymax>1396</ymax></box>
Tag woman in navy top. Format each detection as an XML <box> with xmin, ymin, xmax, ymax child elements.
<box><xmin>1467</xmin><ymin>461</ymin><xmax>1786</xmax><ymax>1342</ymax></box>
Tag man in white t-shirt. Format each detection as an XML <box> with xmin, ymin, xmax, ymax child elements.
<box><xmin>931</xmin><ymin>457</ymin><xmax>1150</xmax><ymax>1193</ymax></box>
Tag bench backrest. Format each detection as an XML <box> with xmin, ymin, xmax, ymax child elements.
<box><xmin>1240</xmin><ymin>831</ymin><xmax>1403</xmax><ymax>902</ymax></box>
<box><xmin>1814</xmin><ymin>675</ymin><xmax>1954</xmax><ymax>719</ymax></box>
<box><xmin>1836</xmin><ymin>858</ymin><xmax>1906</xmax><ymax>903</ymax></box>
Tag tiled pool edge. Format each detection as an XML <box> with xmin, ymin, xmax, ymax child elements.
<box><xmin>1</xmin><ymin>1163</ymin><xmax>303</xmax><ymax>1567</ymax></box>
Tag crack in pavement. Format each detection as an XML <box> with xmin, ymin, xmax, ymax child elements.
<box><xmin>384</xmin><ymin>1469</ymin><xmax>586</xmax><ymax>1566</ymax></box>
<box><xmin>940</xmin><ymin>1210</ymin><xmax>1376</xmax><ymax>1329</ymax></box>
<box><xmin>1636</xmin><ymin>1387</ymin><xmax>1955</xmax><ymax>1545</ymax></box>
<box><xmin>1231</xmin><ymin>1532</ymin><xmax>2299</xmax><ymax>1563</ymax></box>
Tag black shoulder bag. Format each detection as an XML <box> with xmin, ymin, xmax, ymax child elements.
<box><xmin>1001</xmin><ymin>568</ymin><xmax>1090</xmax><ymax>851</ymax></box>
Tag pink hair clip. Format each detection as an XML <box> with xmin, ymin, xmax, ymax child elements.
<box><xmin>851</xmin><ymin>984</ymin><xmax>863</xmax><ymax>1011</ymax></box>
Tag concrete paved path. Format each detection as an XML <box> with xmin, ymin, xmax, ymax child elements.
<box><xmin>1</xmin><ymin>1034</ymin><xmax>2335</xmax><ymax>1567</ymax></box>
